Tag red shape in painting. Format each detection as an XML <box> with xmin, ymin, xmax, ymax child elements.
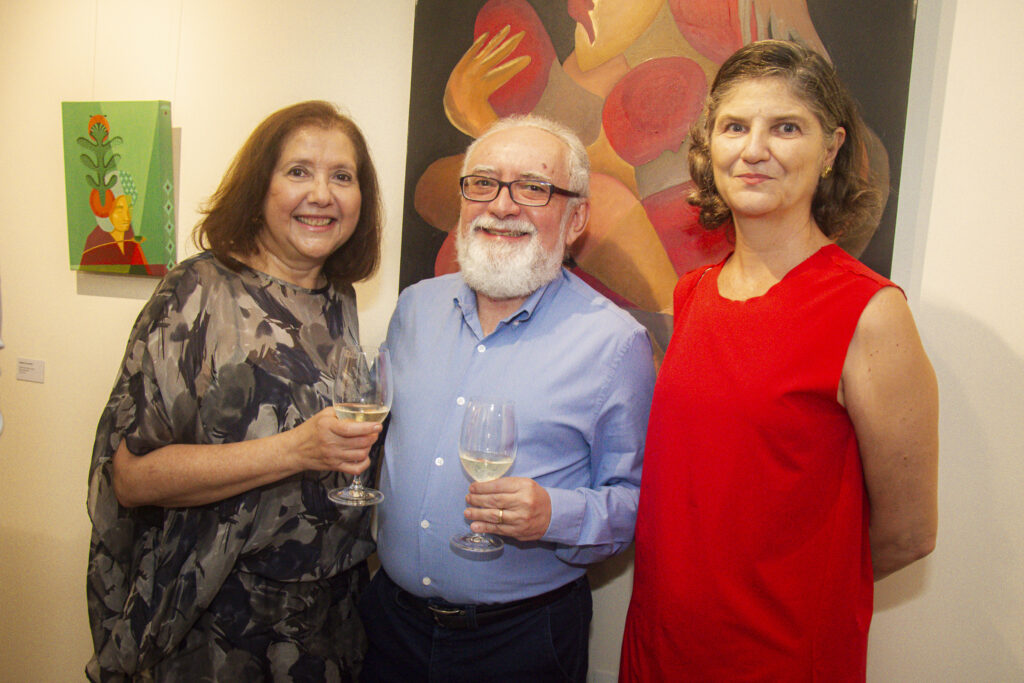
<box><xmin>567</xmin><ymin>0</ymin><xmax>596</xmax><ymax>43</ymax></box>
<box><xmin>602</xmin><ymin>57</ymin><xmax>707</xmax><ymax>166</ymax></box>
<box><xmin>667</xmin><ymin>0</ymin><xmax>747</xmax><ymax>64</ymax></box>
<box><xmin>643</xmin><ymin>182</ymin><xmax>733</xmax><ymax>276</ymax></box>
<box><xmin>89</xmin><ymin>188</ymin><xmax>116</xmax><ymax>218</ymax></box>
<box><xmin>434</xmin><ymin>231</ymin><xmax>460</xmax><ymax>277</ymax></box>
<box><xmin>475</xmin><ymin>0</ymin><xmax>557</xmax><ymax>117</ymax></box>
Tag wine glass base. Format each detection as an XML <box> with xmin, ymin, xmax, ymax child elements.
<box><xmin>328</xmin><ymin>487</ymin><xmax>384</xmax><ymax>507</ymax></box>
<box><xmin>450</xmin><ymin>532</ymin><xmax>503</xmax><ymax>554</ymax></box>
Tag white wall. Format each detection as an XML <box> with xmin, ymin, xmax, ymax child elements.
<box><xmin>0</xmin><ymin>2</ymin><xmax>414</xmax><ymax>679</ymax></box>
<box><xmin>868</xmin><ymin>0</ymin><xmax>1024</xmax><ymax>679</ymax></box>
<box><xmin>0</xmin><ymin>1</ymin><xmax>1021</xmax><ymax>681</ymax></box>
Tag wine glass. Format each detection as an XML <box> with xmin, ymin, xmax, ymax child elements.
<box><xmin>450</xmin><ymin>399</ymin><xmax>517</xmax><ymax>554</ymax></box>
<box><xmin>327</xmin><ymin>346</ymin><xmax>392</xmax><ymax>506</ymax></box>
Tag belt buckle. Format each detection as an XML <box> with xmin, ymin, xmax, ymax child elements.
<box><xmin>427</xmin><ymin>604</ymin><xmax>465</xmax><ymax>627</ymax></box>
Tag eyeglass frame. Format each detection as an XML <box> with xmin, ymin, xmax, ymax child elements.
<box><xmin>459</xmin><ymin>175</ymin><xmax>581</xmax><ymax>208</ymax></box>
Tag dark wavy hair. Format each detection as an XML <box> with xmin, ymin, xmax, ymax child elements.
<box><xmin>193</xmin><ymin>100</ymin><xmax>382</xmax><ymax>286</ymax></box>
<box><xmin>688</xmin><ymin>40</ymin><xmax>881</xmax><ymax>240</ymax></box>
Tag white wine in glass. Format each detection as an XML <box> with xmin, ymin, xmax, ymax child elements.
<box><xmin>458</xmin><ymin>450</ymin><xmax>514</xmax><ymax>482</ymax></box>
<box><xmin>327</xmin><ymin>346</ymin><xmax>392</xmax><ymax>506</ymax></box>
<box><xmin>450</xmin><ymin>399</ymin><xmax>517</xmax><ymax>554</ymax></box>
<box><xmin>334</xmin><ymin>403</ymin><xmax>390</xmax><ymax>423</ymax></box>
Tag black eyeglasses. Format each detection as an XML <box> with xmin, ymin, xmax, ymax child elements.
<box><xmin>459</xmin><ymin>175</ymin><xmax>580</xmax><ymax>207</ymax></box>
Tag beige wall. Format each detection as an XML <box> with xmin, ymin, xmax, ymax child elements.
<box><xmin>868</xmin><ymin>1</ymin><xmax>1024</xmax><ymax>679</ymax></box>
<box><xmin>0</xmin><ymin>1</ymin><xmax>1020</xmax><ymax>681</ymax></box>
<box><xmin>0</xmin><ymin>1</ymin><xmax>413</xmax><ymax>679</ymax></box>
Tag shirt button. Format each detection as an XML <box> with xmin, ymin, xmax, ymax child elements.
<box><xmin>456</xmin><ymin>396</ymin><xmax>465</xmax><ymax>406</ymax></box>
<box><xmin>420</xmin><ymin>519</ymin><xmax>430</xmax><ymax>529</ymax></box>
<box><xmin>476</xmin><ymin>344</ymin><xmax>486</xmax><ymax>353</ymax></box>
<box><xmin>435</xmin><ymin>457</ymin><xmax>444</xmax><ymax>466</ymax></box>
<box><xmin>422</xmin><ymin>577</ymin><xmax>432</xmax><ymax>586</ymax></box>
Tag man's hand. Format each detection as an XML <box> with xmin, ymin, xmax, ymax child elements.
<box><xmin>464</xmin><ymin>476</ymin><xmax>551</xmax><ymax>541</ymax></box>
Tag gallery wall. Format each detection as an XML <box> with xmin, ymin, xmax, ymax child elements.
<box><xmin>0</xmin><ymin>1</ymin><xmax>414</xmax><ymax>679</ymax></box>
<box><xmin>0</xmin><ymin>0</ymin><xmax>1021</xmax><ymax>681</ymax></box>
<box><xmin>867</xmin><ymin>1</ymin><xmax>1024</xmax><ymax>678</ymax></box>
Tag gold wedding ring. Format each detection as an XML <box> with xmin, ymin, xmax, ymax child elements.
<box><xmin>497</xmin><ymin>509</ymin><xmax>503</xmax><ymax>524</ymax></box>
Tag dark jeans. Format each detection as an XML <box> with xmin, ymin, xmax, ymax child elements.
<box><xmin>359</xmin><ymin>570</ymin><xmax>592</xmax><ymax>683</ymax></box>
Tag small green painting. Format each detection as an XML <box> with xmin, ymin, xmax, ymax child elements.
<box><xmin>61</xmin><ymin>101</ymin><xmax>175</xmax><ymax>276</ymax></box>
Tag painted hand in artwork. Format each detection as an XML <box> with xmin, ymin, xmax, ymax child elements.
<box><xmin>419</xmin><ymin>0</ymin><xmax>890</xmax><ymax>332</ymax></box>
<box><xmin>443</xmin><ymin>26</ymin><xmax>531</xmax><ymax>138</ymax></box>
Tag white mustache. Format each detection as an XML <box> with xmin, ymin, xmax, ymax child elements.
<box><xmin>469</xmin><ymin>216</ymin><xmax>537</xmax><ymax>237</ymax></box>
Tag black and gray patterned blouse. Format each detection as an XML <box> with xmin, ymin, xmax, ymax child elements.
<box><xmin>86</xmin><ymin>252</ymin><xmax>374</xmax><ymax>682</ymax></box>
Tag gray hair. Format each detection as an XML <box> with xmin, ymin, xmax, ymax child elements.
<box><xmin>461</xmin><ymin>115</ymin><xmax>590</xmax><ymax>200</ymax></box>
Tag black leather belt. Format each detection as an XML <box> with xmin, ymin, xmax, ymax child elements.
<box><xmin>387</xmin><ymin>572</ymin><xmax>583</xmax><ymax>630</ymax></box>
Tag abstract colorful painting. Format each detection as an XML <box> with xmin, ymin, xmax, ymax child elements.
<box><xmin>400</xmin><ymin>0</ymin><xmax>915</xmax><ymax>348</ymax></box>
<box><xmin>61</xmin><ymin>101</ymin><xmax>175</xmax><ymax>277</ymax></box>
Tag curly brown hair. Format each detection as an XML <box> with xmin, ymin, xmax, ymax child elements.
<box><xmin>688</xmin><ymin>40</ymin><xmax>881</xmax><ymax>240</ymax></box>
<box><xmin>193</xmin><ymin>101</ymin><xmax>382</xmax><ymax>286</ymax></box>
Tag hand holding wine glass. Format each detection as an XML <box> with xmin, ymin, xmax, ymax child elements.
<box><xmin>328</xmin><ymin>346</ymin><xmax>392</xmax><ymax>506</ymax></box>
<box><xmin>451</xmin><ymin>399</ymin><xmax>516</xmax><ymax>554</ymax></box>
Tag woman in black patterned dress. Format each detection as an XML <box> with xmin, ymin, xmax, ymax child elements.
<box><xmin>86</xmin><ymin>101</ymin><xmax>384</xmax><ymax>682</ymax></box>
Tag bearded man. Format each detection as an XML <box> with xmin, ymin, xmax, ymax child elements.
<box><xmin>359</xmin><ymin>116</ymin><xmax>656</xmax><ymax>682</ymax></box>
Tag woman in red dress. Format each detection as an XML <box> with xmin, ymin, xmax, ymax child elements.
<box><xmin>620</xmin><ymin>40</ymin><xmax>938</xmax><ymax>682</ymax></box>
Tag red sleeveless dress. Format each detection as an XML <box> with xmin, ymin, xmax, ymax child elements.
<box><xmin>621</xmin><ymin>245</ymin><xmax>896</xmax><ymax>682</ymax></box>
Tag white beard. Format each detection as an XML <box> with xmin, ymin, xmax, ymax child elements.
<box><xmin>455</xmin><ymin>215</ymin><xmax>566</xmax><ymax>300</ymax></box>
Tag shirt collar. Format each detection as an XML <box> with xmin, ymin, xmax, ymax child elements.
<box><xmin>453</xmin><ymin>269</ymin><xmax>567</xmax><ymax>330</ymax></box>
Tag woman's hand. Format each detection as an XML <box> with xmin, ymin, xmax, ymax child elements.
<box><xmin>289</xmin><ymin>406</ymin><xmax>382</xmax><ymax>475</ymax></box>
<box><xmin>111</xmin><ymin>407</ymin><xmax>382</xmax><ymax>509</ymax></box>
<box><xmin>443</xmin><ymin>26</ymin><xmax>531</xmax><ymax>138</ymax></box>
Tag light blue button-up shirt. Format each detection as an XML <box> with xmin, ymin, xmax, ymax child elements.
<box><xmin>377</xmin><ymin>269</ymin><xmax>656</xmax><ymax>604</ymax></box>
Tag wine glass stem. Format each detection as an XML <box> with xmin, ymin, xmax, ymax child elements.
<box><xmin>349</xmin><ymin>475</ymin><xmax>365</xmax><ymax>490</ymax></box>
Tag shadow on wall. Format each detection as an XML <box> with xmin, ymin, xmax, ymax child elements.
<box><xmin>589</xmin><ymin>543</ymin><xmax>634</xmax><ymax>591</ymax></box>
<box><xmin>874</xmin><ymin>299</ymin><xmax>1024</xmax><ymax>675</ymax></box>
<box><xmin>76</xmin><ymin>271</ymin><xmax>160</xmax><ymax>301</ymax></box>
<box><xmin>587</xmin><ymin>544</ymin><xmax>635</xmax><ymax>681</ymax></box>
